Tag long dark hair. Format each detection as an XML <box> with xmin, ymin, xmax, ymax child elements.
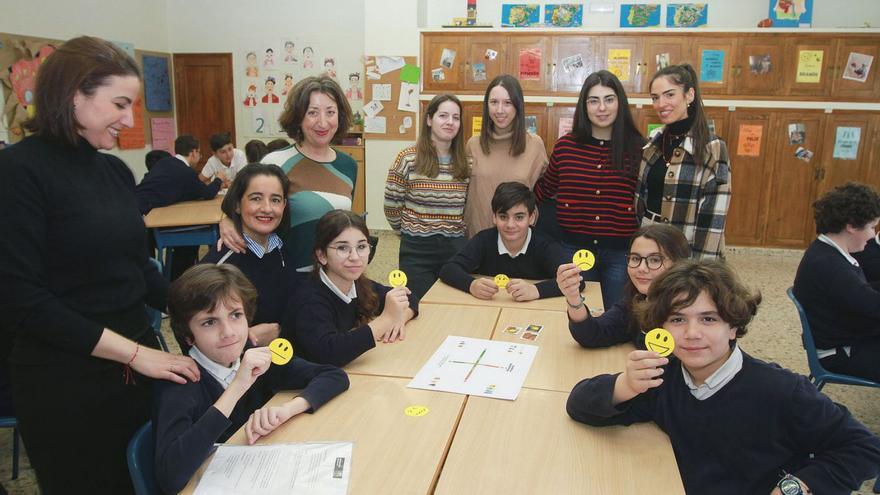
<box><xmin>571</xmin><ymin>70</ymin><xmax>644</xmax><ymax>176</ymax></box>
<box><xmin>479</xmin><ymin>75</ymin><xmax>527</xmax><ymax>157</ymax></box>
<box><xmin>311</xmin><ymin>210</ymin><xmax>379</xmax><ymax>326</ymax></box>
<box><xmin>415</xmin><ymin>94</ymin><xmax>469</xmax><ymax>180</ymax></box>
<box><xmin>221</xmin><ymin>163</ymin><xmax>291</xmax><ymax>236</ymax></box>
<box><xmin>649</xmin><ymin>64</ymin><xmax>711</xmax><ymax>166</ymax></box>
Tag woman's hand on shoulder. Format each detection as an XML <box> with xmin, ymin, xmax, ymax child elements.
<box><xmin>217</xmin><ymin>216</ymin><xmax>247</xmax><ymax>253</ymax></box>
<box><xmin>132</xmin><ymin>346</ymin><xmax>201</xmax><ymax>385</ymax></box>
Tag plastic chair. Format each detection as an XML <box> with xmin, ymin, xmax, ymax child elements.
<box><xmin>145</xmin><ymin>258</ymin><xmax>169</xmax><ymax>352</ymax></box>
<box><xmin>127</xmin><ymin>421</ymin><xmax>160</xmax><ymax>495</ymax></box>
<box><xmin>0</xmin><ymin>417</ymin><xmax>19</xmax><ymax>480</ymax></box>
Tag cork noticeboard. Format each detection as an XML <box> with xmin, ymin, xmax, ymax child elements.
<box><xmin>363</xmin><ymin>55</ymin><xmax>417</xmax><ymax>141</ymax></box>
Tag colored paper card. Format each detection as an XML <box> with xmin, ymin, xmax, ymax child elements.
<box><xmin>768</xmin><ymin>0</ymin><xmax>813</xmax><ymax>27</ymax></box>
<box><xmin>364</xmin><ymin>116</ymin><xmax>387</xmax><ymax>134</ymax></box>
<box><xmin>736</xmin><ymin>124</ymin><xmax>763</xmax><ymax>157</ymax></box>
<box><xmin>700</xmin><ymin>50</ymin><xmax>725</xmax><ymax>83</ymax></box>
<box><xmin>501</xmin><ymin>4</ymin><xmax>540</xmax><ymax>27</ymax></box>
<box><xmin>150</xmin><ymin>117</ymin><xmax>175</xmax><ymax>154</ymax></box>
<box><xmin>518</xmin><ymin>48</ymin><xmax>541</xmax><ymax>81</ymax></box>
<box><xmin>545</xmin><ymin>4</ymin><xmax>583</xmax><ymax>27</ymax></box>
<box><xmin>607</xmin><ymin>49</ymin><xmax>632</xmax><ymax>82</ymax></box>
<box><xmin>558</xmin><ymin>117</ymin><xmax>573</xmax><ymax>139</ymax></box>
<box><xmin>143</xmin><ymin>55</ymin><xmax>172</xmax><ymax>112</ymax></box>
<box><xmin>399</xmin><ymin>64</ymin><xmax>421</xmax><ymax>84</ymax></box>
<box><xmin>472</xmin><ymin>116</ymin><xmax>482</xmax><ymax>137</ymax></box>
<box><xmin>620</xmin><ymin>4</ymin><xmax>661</xmax><ymax>27</ymax></box>
<box><xmin>796</xmin><ymin>50</ymin><xmax>823</xmax><ymax>83</ymax></box>
<box><xmin>833</xmin><ymin>127</ymin><xmax>861</xmax><ymax>160</ymax></box>
<box><xmin>842</xmin><ymin>52</ymin><xmax>873</xmax><ymax>83</ymax></box>
<box><xmin>666</xmin><ymin>4</ymin><xmax>708</xmax><ymax>28</ymax></box>
<box><xmin>118</xmin><ymin>98</ymin><xmax>145</xmax><ymax>149</ymax></box>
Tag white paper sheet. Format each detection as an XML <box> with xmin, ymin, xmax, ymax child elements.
<box><xmin>364</xmin><ymin>116</ymin><xmax>387</xmax><ymax>134</ymax></box>
<box><xmin>372</xmin><ymin>84</ymin><xmax>392</xmax><ymax>101</ymax></box>
<box><xmin>397</xmin><ymin>82</ymin><xmax>419</xmax><ymax>113</ymax></box>
<box><xmin>376</xmin><ymin>56</ymin><xmax>405</xmax><ymax>75</ymax></box>
<box><xmin>363</xmin><ymin>99</ymin><xmax>384</xmax><ymax>118</ymax></box>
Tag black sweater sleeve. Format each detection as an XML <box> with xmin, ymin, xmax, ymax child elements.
<box><xmin>270</xmin><ymin>357</ymin><xmax>349</xmax><ymax>411</ymax></box>
<box><xmin>566</xmin><ymin>373</ymin><xmax>656</xmax><ymax>426</ymax></box>
<box><xmin>184</xmin><ymin>167</ymin><xmax>221</xmax><ymax>200</ymax></box>
<box><xmin>534</xmin><ymin>235</ymin><xmax>568</xmax><ymax>299</ymax></box>
<box><xmin>438</xmin><ymin>235</ymin><xmax>485</xmax><ymax>293</ymax></box>
<box><xmin>569</xmin><ymin>300</ymin><xmax>634</xmax><ymax>348</ymax></box>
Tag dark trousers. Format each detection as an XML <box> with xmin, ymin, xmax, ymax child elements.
<box><xmin>820</xmin><ymin>337</ymin><xmax>880</xmax><ymax>383</ymax></box>
<box><xmin>399</xmin><ymin>234</ymin><xmax>467</xmax><ymax>302</ymax></box>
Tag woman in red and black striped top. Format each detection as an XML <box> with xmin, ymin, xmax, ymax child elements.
<box><xmin>534</xmin><ymin>70</ymin><xmax>644</xmax><ymax>307</ymax></box>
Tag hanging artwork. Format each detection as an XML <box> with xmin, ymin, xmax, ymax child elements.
<box><xmin>768</xmin><ymin>0</ymin><xmax>813</xmax><ymax>28</ymax></box>
<box><xmin>143</xmin><ymin>55</ymin><xmax>172</xmax><ymax>111</ymax></box>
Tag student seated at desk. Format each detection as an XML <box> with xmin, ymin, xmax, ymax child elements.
<box><xmin>557</xmin><ymin>224</ymin><xmax>690</xmax><ymax>349</ymax></box>
<box><xmin>200</xmin><ymin>132</ymin><xmax>247</xmax><ymax>187</ymax></box>
<box><xmin>853</xmin><ymin>232</ymin><xmax>880</xmax><ymax>286</ymax></box>
<box><xmin>566</xmin><ymin>260</ymin><xmax>880</xmax><ymax>495</ymax></box>
<box><xmin>439</xmin><ymin>182</ymin><xmax>566</xmax><ymax>302</ymax></box>
<box><xmin>135</xmin><ymin>135</ymin><xmax>221</xmax><ymax>215</ymax></box>
<box><xmin>154</xmin><ymin>264</ymin><xmax>348</xmax><ymax>494</ymax></box>
<box><xmin>283</xmin><ymin>210</ymin><xmax>417</xmax><ymax>367</ymax></box>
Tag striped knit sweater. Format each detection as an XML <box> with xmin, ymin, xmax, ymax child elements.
<box><xmin>384</xmin><ymin>146</ymin><xmax>469</xmax><ymax>237</ymax></box>
<box><xmin>534</xmin><ymin>134</ymin><xmax>638</xmax><ymax>249</ymax></box>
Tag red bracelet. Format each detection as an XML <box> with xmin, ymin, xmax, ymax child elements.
<box><xmin>123</xmin><ymin>344</ymin><xmax>140</xmax><ymax>385</ymax></box>
<box><xmin>127</xmin><ymin>344</ymin><xmax>140</xmax><ymax>366</ymax></box>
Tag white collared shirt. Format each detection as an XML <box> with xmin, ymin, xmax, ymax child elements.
<box><xmin>498</xmin><ymin>228</ymin><xmax>532</xmax><ymax>258</ymax></box>
<box><xmin>174</xmin><ymin>154</ymin><xmax>191</xmax><ymax>167</ymax></box>
<box><xmin>189</xmin><ymin>345</ymin><xmax>241</xmax><ymax>390</ymax></box>
<box><xmin>818</xmin><ymin>234</ymin><xmax>859</xmax><ymax>267</ymax></box>
<box><xmin>244</xmin><ymin>233</ymin><xmax>283</xmax><ymax>259</ymax></box>
<box><xmin>319</xmin><ymin>267</ymin><xmax>357</xmax><ymax>304</ymax></box>
<box><xmin>681</xmin><ymin>345</ymin><xmax>743</xmax><ymax>400</ymax></box>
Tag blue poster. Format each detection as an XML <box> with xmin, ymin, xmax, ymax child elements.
<box><xmin>700</xmin><ymin>50</ymin><xmax>725</xmax><ymax>83</ymax></box>
<box><xmin>544</xmin><ymin>4</ymin><xmax>583</xmax><ymax>27</ymax></box>
<box><xmin>501</xmin><ymin>4</ymin><xmax>540</xmax><ymax>27</ymax></box>
<box><xmin>768</xmin><ymin>0</ymin><xmax>813</xmax><ymax>28</ymax></box>
<box><xmin>666</xmin><ymin>4</ymin><xmax>708</xmax><ymax>28</ymax></box>
<box><xmin>833</xmin><ymin>127</ymin><xmax>861</xmax><ymax>160</ymax></box>
<box><xmin>620</xmin><ymin>4</ymin><xmax>661</xmax><ymax>28</ymax></box>
<box><xmin>143</xmin><ymin>55</ymin><xmax>172</xmax><ymax>112</ymax></box>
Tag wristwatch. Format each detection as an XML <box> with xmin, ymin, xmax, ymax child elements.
<box><xmin>566</xmin><ymin>295</ymin><xmax>585</xmax><ymax>309</ymax></box>
<box><xmin>777</xmin><ymin>474</ymin><xmax>804</xmax><ymax>495</ymax></box>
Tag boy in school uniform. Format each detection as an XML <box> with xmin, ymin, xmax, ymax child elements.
<box><xmin>135</xmin><ymin>135</ymin><xmax>221</xmax><ymax>215</ymax></box>
<box><xmin>199</xmin><ymin>132</ymin><xmax>247</xmax><ymax>186</ymax></box>
<box><xmin>153</xmin><ymin>264</ymin><xmax>349</xmax><ymax>494</ymax></box>
<box><xmin>439</xmin><ymin>182</ymin><xmax>569</xmax><ymax>301</ymax></box>
<box><xmin>566</xmin><ymin>259</ymin><xmax>880</xmax><ymax>495</ymax></box>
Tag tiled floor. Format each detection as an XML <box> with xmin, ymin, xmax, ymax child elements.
<box><xmin>1</xmin><ymin>231</ymin><xmax>877</xmax><ymax>494</ymax></box>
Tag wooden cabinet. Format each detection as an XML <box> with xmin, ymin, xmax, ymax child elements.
<box><xmin>733</xmin><ymin>36</ymin><xmax>785</xmax><ymax>96</ymax></box>
<box><xmin>524</xmin><ymin>103</ymin><xmax>549</xmax><ymax>144</ymax></box>
<box><xmin>551</xmin><ymin>35</ymin><xmax>598</xmax><ymax>93</ymax></box>
<box><xmin>726</xmin><ymin>111</ymin><xmax>774</xmax><ymax>246</ymax></box>
<box><xmin>462</xmin><ymin>102</ymin><xmax>483</xmax><ymax>141</ymax></box>
<box><xmin>509</xmin><ymin>36</ymin><xmax>549</xmax><ymax>92</ymax></box>
<box><xmin>423</xmin><ymin>36</ymin><xmax>465</xmax><ymax>92</ymax></box>
<box><xmin>337</xmin><ymin>144</ymin><xmax>366</xmax><ymax>214</ymax></box>
<box><xmin>815</xmin><ymin>113</ymin><xmax>876</xmax><ymax>198</ymax></box>
<box><xmin>546</xmin><ymin>105</ymin><xmax>576</xmax><ymax>155</ymax></box>
<box><xmin>783</xmin><ymin>38</ymin><xmax>835</xmax><ymax>97</ymax></box>
<box><xmin>693</xmin><ymin>38</ymin><xmax>737</xmax><ymax>95</ymax></box>
<box><xmin>831</xmin><ymin>38</ymin><xmax>880</xmax><ymax>99</ymax></box>
<box><xmin>599</xmin><ymin>36</ymin><xmax>644</xmax><ymax>94</ymax></box>
<box><xmin>641</xmin><ymin>36</ymin><xmax>692</xmax><ymax>93</ymax></box>
<box><xmin>463</xmin><ymin>36</ymin><xmax>508</xmax><ymax>91</ymax></box>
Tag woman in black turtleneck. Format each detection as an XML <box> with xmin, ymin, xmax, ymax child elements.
<box><xmin>635</xmin><ymin>64</ymin><xmax>731</xmax><ymax>260</ymax></box>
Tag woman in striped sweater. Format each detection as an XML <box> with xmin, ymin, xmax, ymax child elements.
<box><xmin>384</xmin><ymin>94</ymin><xmax>470</xmax><ymax>301</ymax></box>
<box><xmin>534</xmin><ymin>70</ymin><xmax>644</xmax><ymax>308</ymax></box>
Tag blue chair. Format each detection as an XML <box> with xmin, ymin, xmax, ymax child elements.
<box><xmin>146</xmin><ymin>258</ymin><xmax>170</xmax><ymax>352</ymax></box>
<box><xmin>0</xmin><ymin>417</ymin><xmax>19</xmax><ymax>480</ymax></box>
<box><xmin>786</xmin><ymin>287</ymin><xmax>880</xmax><ymax>493</ymax></box>
<box><xmin>127</xmin><ymin>421</ymin><xmax>160</xmax><ymax>495</ymax></box>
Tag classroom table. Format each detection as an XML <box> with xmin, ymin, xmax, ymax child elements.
<box><xmin>491</xmin><ymin>307</ymin><xmax>632</xmax><ymax>393</ymax></box>
<box><xmin>180</xmin><ymin>375</ymin><xmax>466</xmax><ymax>495</ymax></box>
<box><xmin>434</xmin><ymin>387</ymin><xmax>685</xmax><ymax>494</ymax></box>
<box><xmin>344</xmin><ymin>304</ymin><xmax>501</xmax><ymax>378</ymax></box>
<box><xmin>420</xmin><ymin>279</ymin><xmax>604</xmax><ymax>312</ymax></box>
<box><xmin>143</xmin><ymin>195</ymin><xmax>224</xmax><ymax>278</ymax></box>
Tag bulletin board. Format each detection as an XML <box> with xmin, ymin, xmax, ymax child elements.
<box><xmin>363</xmin><ymin>55</ymin><xmax>418</xmax><ymax>141</ymax></box>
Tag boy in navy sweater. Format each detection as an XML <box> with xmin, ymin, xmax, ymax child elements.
<box><xmin>153</xmin><ymin>264</ymin><xmax>348</xmax><ymax>494</ymax></box>
<box><xmin>135</xmin><ymin>135</ymin><xmax>221</xmax><ymax>215</ymax></box>
<box><xmin>567</xmin><ymin>260</ymin><xmax>880</xmax><ymax>494</ymax></box>
<box><xmin>440</xmin><ymin>182</ymin><xmax>568</xmax><ymax>301</ymax></box>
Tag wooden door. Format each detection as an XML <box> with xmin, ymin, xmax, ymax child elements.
<box><xmin>704</xmin><ymin>107</ymin><xmax>730</xmax><ymax>141</ymax></box>
<box><xmin>867</xmin><ymin>115</ymin><xmax>880</xmax><ymax>190</ymax></box>
<box><xmin>783</xmin><ymin>38</ymin><xmax>834</xmax><ymax>97</ymax></box>
<box><xmin>814</xmin><ymin>113</ymin><xmax>875</xmax><ymax>198</ymax></box>
<box><xmin>462</xmin><ymin>101</ymin><xmax>483</xmax><ymax>141</ymax></box>
<box><xmin>693</xmin><ymin>38</ymin><xmax>736</xmax><ymax>95</ymax></box>
<box><xmin>463</xmin><ymin>36</ymin><xmax>508</xmax><ymax>92</ymax></box>
<box><xmin>733</xmin><ymin>36</ymin><xmax>785</xmax><ymax>96</ymax></box>
<box><xmin>831</xmin><ymin>39</ymin><xmax>880</xmax><ymax>100</ymax></box>
<box><xmin>551</xmin><ymin>35</ymin><xmax>598</xmax><ymax>94</ymax></box>
<box><xmin>422</xmin><ymin>35</ymin><xmax>465</xmax><ymax>92</ymax></box>
<box><xmin>726</xmin><ymin>111</ymin><xmax>774</xmax><ymax>246</ymax></box>
<box><xmin>523</xmin><ymin>103</ymin><xmax>549</xmax><ymax>154</ymax></box>
<box><xmin>509</xmin><ymin>36</ymin><xmax>549</xmax><ymax>92</ymax></box>
<box><xmin>600</xmin><ymin>36</ymin><xmax>644</xmax><ymax>94</ymax></box>
<box><xmin>547</xmin><ymin>105</ymin><xmax>576</xmax><ymax>156</ymax></box>
<box><xmin>763</xmin><ymin>111</ymin><xmax>825</xmax><ymax>248</ymax></box>
<box><xmin>641</xmin><ymin>36</ymin><xmax>692</xmax><ymax>94</ymax></box>
<box><xmin>173</xmin><ymin>53</ymin><xmax>235</xmax><ymax>174</ymax></box>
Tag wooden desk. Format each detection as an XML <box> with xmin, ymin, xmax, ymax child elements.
<box><xmin>143</xmin><ymin>195</ymin><xmax>224</xmax><ymax>228</ymax></box>
<box><xmin>491</xmin><ymin>308</ymin><xmax>631</xmax><ymax>393</ymax></box>
<box><xmin>181</xmin><ymin>375</ymin><xmax>466</xmax><ymax>495</ymax></box>
<box><xmin>435</xmin><ymin>387</ymin><xmax>685</xmax><ymax>494</ymax></box>
<box><xmin>344</xmin><ymin>304</ymin><xmax>500</xmax><ymax>378</ymax></box>
<box><xmin>421</xmin><ymin>279</ymin><xmax>604</xmax><ymax>312</ymax></box>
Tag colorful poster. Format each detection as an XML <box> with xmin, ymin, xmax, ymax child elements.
<box><xmin>666</xmin><ymin>4</ymin><xmax>708</xmax><ymax>28</ymax></box>
<box><xmin>796</xmin><ymin>50</ymin><xmax>823</xmax><ymax>83</ymax></box>
<box><xmin>736</xmin><ymin>124</ymin><xmax>763</xmax><ymax>157</ymax></box>
<box><xmin>501</xmin><ymin>4</ymin><xmax>540</xmax><ymax>27</ymax></box>
<box><xmin>833</xmin><ymin>127</ymin><xmax>861</xmax><ymax>160</ymax></box>
<box><xmin>545</xmin><ymin>4</ymin><xmax>583</xmax><ymax>27</ymax></box>
<box><xmin>150</xmin><ymin>117</ymin><xmax>175</xmax><ymax>154</ymax></box>
<box><xmin>768</xmin><ymin>0</ymin><xmax>813</xmax><ymax>27</ymax></box>
<box><xmin>399</xmin><ymin>64</ymin><xmax>421</xmax><ymax>84</ymax></box>
<box><xmin>143</xmin><ymin>55</ymin><xmax>172</xmax><ymax>112</ymax></box>
<box><xmin>620</xmin><ymin>4</ymin><xmax>661</xmax><ymax>28</ymax></box>
<box><xmin>607</xmin><ymin>49</ymin><xmax>632</xmax><ymax>82</ymax></box>
<box><xmin>842</xmin><ymin>52</ymin><xmax>874</xmax><ymax>83</ymax></box>
<box><xmin>558</xmin><ymin>117</ymin><xmax>573</xmax><ymax>139</ymax></box>
<box><xmin>117</xmin><ymin>99</ymin><xmax>145</xmax><ymax>150</ymax></box>
<box><xmin>518</xmin><ymin>48</ymin><xmax>541</xmax><ymax>81</ymax></box>
<box><xmin>700</xmin><ymin>50</ymin><xmax>725</xmax><ymax>83</ymax></box>
<box><xmin>472</xmin><ymin>116</ymin><xmax>482</xmax><ymax>137</ymax></box>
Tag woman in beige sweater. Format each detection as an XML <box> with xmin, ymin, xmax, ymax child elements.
<box><xmin>464</xmin><ymin>75</ymin><xmax>548</xmax><ymax>236</ymax></box>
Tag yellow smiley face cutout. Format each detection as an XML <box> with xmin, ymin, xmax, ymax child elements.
<box><xmin>644</xmin><ymin>328</ymin><xmax>675</xmax><ymax>357</ymax></box>
<box><xmin>404</xmin><ymin>405</ymin><xmax>429</xmax><ymax>417</ymax></box>
<box><xmin>572</xmin><ymin>249</ymin><xmax>596</xmax><ymax>271</ymax></box>
<box><xmin>388</xmin><ymin>269</ymin><xmax>408</xmax><ymax>288</ymax></box>
<box><xmin>494</xmin><ymin>274</ymin><xmax>510</xmax><ymax>288</ymax></box>
<box><xmin>268</xmin><ymin>338</ymin><xmax>294</xmax><ymax>365</ymax></box>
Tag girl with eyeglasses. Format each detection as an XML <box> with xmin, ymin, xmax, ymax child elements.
<box><xmin>282</xmin><ymin>210</ymin><xmax>417</xmax><ymax>366</ymax></box>
<box><xmin>556</xmin><ymin>224</ymin><xmax>690</xmax><ymax>348</ymax></box>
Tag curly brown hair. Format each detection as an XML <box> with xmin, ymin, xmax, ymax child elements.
<box><xmin>277</xmin><ymin>76</ymin><xmax>351</xmax><ymax>145</ymax></box>
<box><xmin>813</xmin><ymin>182</ymin><xmax>880</xmax><ymax>235</ymax></box>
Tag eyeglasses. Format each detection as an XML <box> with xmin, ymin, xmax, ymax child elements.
<box><xmin>625</xmin><ymin>253</ymin><xmax>665</xmax><ymax>270</ymax></box>
<box><xmin>331</xmin><ymin>243</ymin><xmax>371</xmax><ymax>259</ymax></box>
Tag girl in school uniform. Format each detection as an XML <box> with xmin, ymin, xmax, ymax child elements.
<box><xmin>201</xmin><ymin>163</ymin><xmax>302</xmax><ymax>346</ymax></box>
<box><xmin>535</xmin><ymin>70</ymin><xmax>645</xmax><ymax>307</ymax></box>
<box><xmin>557</xmin><ymin>224</ymin><xmax>690</xmax><ymax>349</ymax></box>
<box><xmin>464</xmin><ymin>75</ymin><xmax>548</xmax><ymax>236</ymax></box>
<box><xmin>283</xmin><ymin>210</ymin><xmax>417</xmax><ymax>367</ymax></box>
<box><xmin>384</xmin><ymin>94</ymin><xmax>470</xmax><ymax>301</ymax></box>
<box><xmin>637</xmin><ymin>64</ymin><xmax>731</xmax><ymax>260</ymax></box>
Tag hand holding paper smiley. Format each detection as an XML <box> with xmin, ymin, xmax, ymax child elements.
<box><xmin>644</xmin><ymin>328</ymin><xmax>675</xmax><ymax>357</ymax></box>
<box><xmin>268</xmin><ymin>338</ymin><xmax>294</xmax><ymax>365</ymax></box>
<box><xmin>388</xmin><ymin>269</ymin><xmax>408</xmax><ymax>288</ymax></box>
<box><xmin>572</xmin><ymin>249</ymin><xmax>595</xmax><ymax>271</ymax></box>
<box><xmin>494</xmin><ymin>274</ymin><xmax>510</xmax><ymax>288</ymax></box>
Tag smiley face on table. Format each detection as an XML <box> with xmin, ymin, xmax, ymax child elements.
<box><xmin>268</xmin><ymin>338</ymin><xmax>294</xmax><ymax>365</ymax></box>
<box><xmin>388</xmin><ymin>269</ymin><xmax>408</xmax><ymax>288</ymax></box>
<box><xmin>572</xmin><ymin>249</ymin><xmax>595</xmax><ymax>271</ymax></box>
<box><xmin>644</xmin><ymin>328</ymin><xmax>675</xmax><ymax>357</ymax></box>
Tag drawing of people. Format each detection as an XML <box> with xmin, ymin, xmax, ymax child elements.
<box><xmin>261</xmin><ymin>76</ymin><xmax>279</xmax><ymax>104</ymax></box>
<box><xmin>245</xmin><ymin>51</ymin><xmax>259</xmax><ymax>78</ymax></box>
<box><xmin>243</xmin><ymin>84</ymin><xmax>257</xmax><ymax>107</ymax></box>
<box><xmin>263</xmin><ymin>48</ymin><xmax>275</xmax><ymax>68</ymax></box>
<box><xmin>323</xmin><ymin>58</ymin><xmax>337</xmax><ymax>80</ymax></box>
<box><xmin>345</xmin><ymin>72</ymin><xmax>363</xmax><ymax>101</ymax></box>
<box><xmin>283</xmin><ymin>41</ymin><xmax>298</xmax><ymax>63</ymax></box>
<box><xmin>281</xmin><ymin>74</ymin><xmax>294</xmax><ymax>96</ymax></box>
<box><xmin>302</xmin><ymin>46</ymin><xmax>315</xmax><ymax>69</ymax></box>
